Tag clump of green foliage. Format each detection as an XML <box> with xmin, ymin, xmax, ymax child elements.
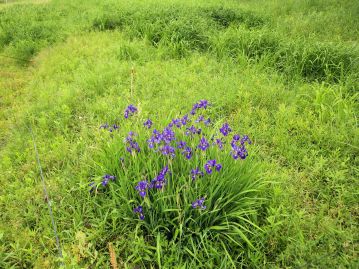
<box><xmin>88</xmin><ymin>102</ymin><xmax>264</xmax><ymax>268</ymax></box>
<box><xmin>0</xmin><ymin>4</ymin><xmax>64</xmax><ymax>61</ymax></box>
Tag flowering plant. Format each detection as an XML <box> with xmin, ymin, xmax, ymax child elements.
<box><xmin>89</xmin><ymin>100</ymin><xmax>263</xmax><ymax>266</ymax></box>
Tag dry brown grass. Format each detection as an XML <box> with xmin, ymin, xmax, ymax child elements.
<box><xmin>108</xmin><ymin>242</ymin><xmax>119</xmax><ymax>269</ymax></box>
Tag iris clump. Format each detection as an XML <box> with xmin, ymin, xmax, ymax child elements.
<box><xmin>92</xmin><ymin>99</ymin><xmax>263</xmax><ymax>268</ymax></box>
<box><xmin>94</xmin><ymin>100</ymin><xmax>253</xmax><ymax>202</ymax></box>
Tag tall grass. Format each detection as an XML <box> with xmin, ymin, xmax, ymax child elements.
<box><xmin>92</xmin><ymin>3</ymin><xmax>359</xmax><ymax>83</ymax></box>
<box><xmin>1</xmin><ymin>0</ymin><xmax>358</xmax><ymax>84</ymax></box>
<box><xmin>0</xmin><ymin>4</ymin><xmax>64</xmax><ymax>61</ymax></box>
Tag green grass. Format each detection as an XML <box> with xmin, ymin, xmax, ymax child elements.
<box><xmin>0</xmin><ymin>0</ymin><xmax>358</xmax><ymax>268</ymax></box>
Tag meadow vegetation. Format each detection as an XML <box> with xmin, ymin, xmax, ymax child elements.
<box><xmin>0</xmin><ymin>0</ymin><xmax>358</xmax><ymax>268</ymax></box>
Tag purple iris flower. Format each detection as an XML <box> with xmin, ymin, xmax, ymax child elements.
<box><xmin>99</xmin><ymin>123</ymin><xmax>109</xmax><ymax>129</ymax></box>
<box><xmin>196</xmin><ymin>115</ymin><xmax>211</xmax><ymax>126</ymax></box>
<box><xmin>125</xmin><ymin>132</ymin><xmax>140</xmax><ymax>153</ymax></box>
<box><xmin>147</xmin><ymin>129</ymin><xmax>163</xmax><ymax>148</ymax></box>
<box><xmin>215</xmin><ymin>164</ymin><xmax>222</xmax><ymax>171</ymax></box>
<box><xmin>126</xmin><ymin>142</ymin><xmax>140</xmax><ymax>153</ymax></box>
<box><xmin>150</xmin><ymin>166</ymin><xmax>169</xmax><ymax>190</ymax></box>
<box><xmin>159</xmin><ymin>165</ymin><xmax>169</xmax><ymax>176</ymax></box>
<box><xmin>124</xmin><ymin>104</ymin><xmax>138</xmax><ymax>119</ymax></box>
<box><xmin>135</xmin><ymin>180</ymin><xmax>150</xmax><ymax>198</ymax></box>
<box><xmin>192</xmin><ymin>197</ymin><xmax>206</xmax><ymax>210</ymax></box>
<box><xmin>151</xmin><ymin>177</ymin><xmax>166</xmax><ymax>189</ymax></box>
<box><xmin>231</xmin><ymin>145</ymin><xmax>248</xmax><ymax>160</ymax></box>
<box><xmin>198</xmin><ymin>100</ymin><xmax>209</xmax><ymax>109</ymax></box>
<box><xmin>230</xmin><ymin>134</ymin><xmax>251</xmax><ymax>160</ymax></box>
<box><xmin>133</xmin><ymin>206</ymin><xmax>145</xmax><ymax>220</ymax></box>
<box><xmin>204</xmin><ymin>118</ymin><xmax>211</xmax><ymax>126</ymax></box>
<box><xmin>196</xmin><ymin>115</ymin><xmax>205</xmax><ymax>123</ymax></box>
<box><xmin>181</xmin><ymin>114</ymin><xmax>190</xmax><ymax>125</ymax></box>
<box><xmin>198</xmin><ymin>137</ymin><xmax>210</xmax><ymax>151</ymax></box>
<box><xmin>160</xmin><ymin>145</ymin><xmax>175</xmax><ymax>157</ymax></box>
<box><xmin>190</xmin><ymin>103</ymin><xmax>200</xmax><ymax>115</ymax></box>
<box><xmin>144</xmin><ymin>119</ymin><xmax>153</xmax><ymax>129</ymax></box>
<box><xmin>172</xmin><ymin>118</ymin><xmax>182</xmax><ymax>128</ymax></box>
<box><xmin>177</xmin><ymin>140</ymin><xmax>186</xmax><ymax>149</ymax></box>
<box><xmin>182</xmin><ymin>146</ymin><xmax>193</xmax><ymax>160</ymax></box>
<box><xmin>186</xmin><ymin>125</ymin><xmax>201</xmax><ymax>136</ymax></box>
<box><xmin>89</xmin><ymin>182</ymin><xmax>95</xmax><ymax>193</ymax></box>
<box><xmin>204</xmin><ymin>160</ymin><xmax>222</xmax><ymax>174</ymax></box>
<box><xmin>101</xmin><ymin>174</ymin><xmax>116</xmax><ymax>187</ymax></box>
<box><xmin>233</xmin><ymin>134</ymin><xmax>240</xmax><ymax>141</ymax></box>
<box><xmin>204</xmin><ymin>162</ymin><xmax>213</xmax><ymax>174</ymax></box>
<box><xmin>214</xmin><ymin>138</ymin><xmax>224</xmax><ymax>150</ymax></box>
<box><xmin>207</xmin><ymin>160</ymin><xmax>217</xmax><ymax>166</ymax></box>
<box><xmin>241</xmin><ymin>135</ymin><xmax>252</xmax><ymax>145</ymax></box>
<box><xmin>162</xmin><ymin>127</ymin><xmax>176</xmax><ymax>144</ymax></box>
<box><xmin>191</xmin><ymin>168</ymin><xmax>204</xmax><ymax>181</ymax></box>
<box><xmin>220</xmin><ymin>123</ymin><xmax>232</xmax><ymax>136</ymax></box>
<box><xmin>109</xmin><ymin>124</ymin><xmax>120</xmax><ymax>132</ymax></box>
<box><xmin>190</xmin><ymin>100</ymin><xmax>209</xmax><ymax>115</ymax></box>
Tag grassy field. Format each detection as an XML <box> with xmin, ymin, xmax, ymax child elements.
<box><xmin>0</xmin><ymin>0</ymin><xmax>358</xmax><ymax>268</ymax></box>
